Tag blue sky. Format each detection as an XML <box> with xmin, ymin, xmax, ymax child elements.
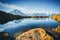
<box><xmin>0</xmin><ymin>0</ymin><xmax>60</xmax><ymax>14</ymax></box>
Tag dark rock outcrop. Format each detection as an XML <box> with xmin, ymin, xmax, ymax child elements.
<box><xmin>0</xmin><ymin>32</ymin><xmax>15</xmax><ymax>40</ymax></box>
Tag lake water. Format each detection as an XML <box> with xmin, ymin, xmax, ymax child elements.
<box><xmin>0</xmin><ymin>18</ymin><xmax>58</xmax><ymax>37</ymax></box>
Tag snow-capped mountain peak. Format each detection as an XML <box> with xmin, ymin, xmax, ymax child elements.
<box><xmin>32</xmin><ymin>13</ymin><xmax>48</xmax><ymax>16</ymax></box>
<box><xmin>10</xmin><ymin>9</ymin><xmax>26</xmax><ymax>16</ymax></box>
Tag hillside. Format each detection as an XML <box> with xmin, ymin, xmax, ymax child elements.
<box><xmin>0</xmin><ymin>11</ymin><xmax>23</xmax><ymax>24</ymax></box>
<box><xmin>51</xmin><ymin>14</ymin><xmax>60</xmax><ymax>23</ymax></box>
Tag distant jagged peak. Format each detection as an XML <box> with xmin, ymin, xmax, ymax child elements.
<box><xmin>32</xmin><ymin>13</ymin><xmax>48</xmax><ymax>16</ymax></box>
<box><xmin>10</xmin><ymin>9</ymin><xmax>23</xmax><ymax>14</ymax></box>
<box><xmin>9</xmin><ymin>9</ymin><xmax>26</xmax><ymax>16</ymax></box>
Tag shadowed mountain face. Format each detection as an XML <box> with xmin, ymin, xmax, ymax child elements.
<box><xmin>0</xmin><ymin>11</ymin><xmax>23</xmax><ymax>24</ymax></box>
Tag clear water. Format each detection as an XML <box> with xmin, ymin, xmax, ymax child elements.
<box><xmin>0</xmin><ymin>18</ymin><xmax>58</xmax><ymax>36</ymax></box>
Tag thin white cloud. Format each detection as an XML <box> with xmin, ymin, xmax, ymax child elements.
<box><xmin>0</xmin><ymin>2</ymin><xmax>47</xmax><ymax>14</ymax></box>
<box><xmin>0</xmin><ymin>2</ymin><xmax>35</xmax><ymax>14</ymax></box>
<box><xmin>0</xmin><ymin>2</ymin><xmax>52</xmax><ymax>15</ymax></box>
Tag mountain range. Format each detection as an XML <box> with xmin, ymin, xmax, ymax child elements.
<box><xmin>10</xmin><ymin>9</ymin><xmax>26</xmax><ymax>16</ymax></box>
<box><xmin>32</xmin><ymin>13</ymin><xmax>48</xmax><ymax>16</ymax></box>
<box><xmin>9</xmin><ymin>9</ymin><xmax>52</xmax><ymax>16</ymax></box>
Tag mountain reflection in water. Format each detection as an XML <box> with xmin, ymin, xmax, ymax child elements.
<box><xmin>0</xmin><ymin>18</ymin><xmax>58</xmax><ymax>37</ymax></box>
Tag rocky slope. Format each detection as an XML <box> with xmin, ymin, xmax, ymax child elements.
<box><xmin>16</xmin><ymin>28</ymin><xmax>53</xmax><ymax>40</ymax></box>
<box><xmin>51</xmin><ymin>14</ymin><xmax>60</xmax><ymax>23</ymax></box>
